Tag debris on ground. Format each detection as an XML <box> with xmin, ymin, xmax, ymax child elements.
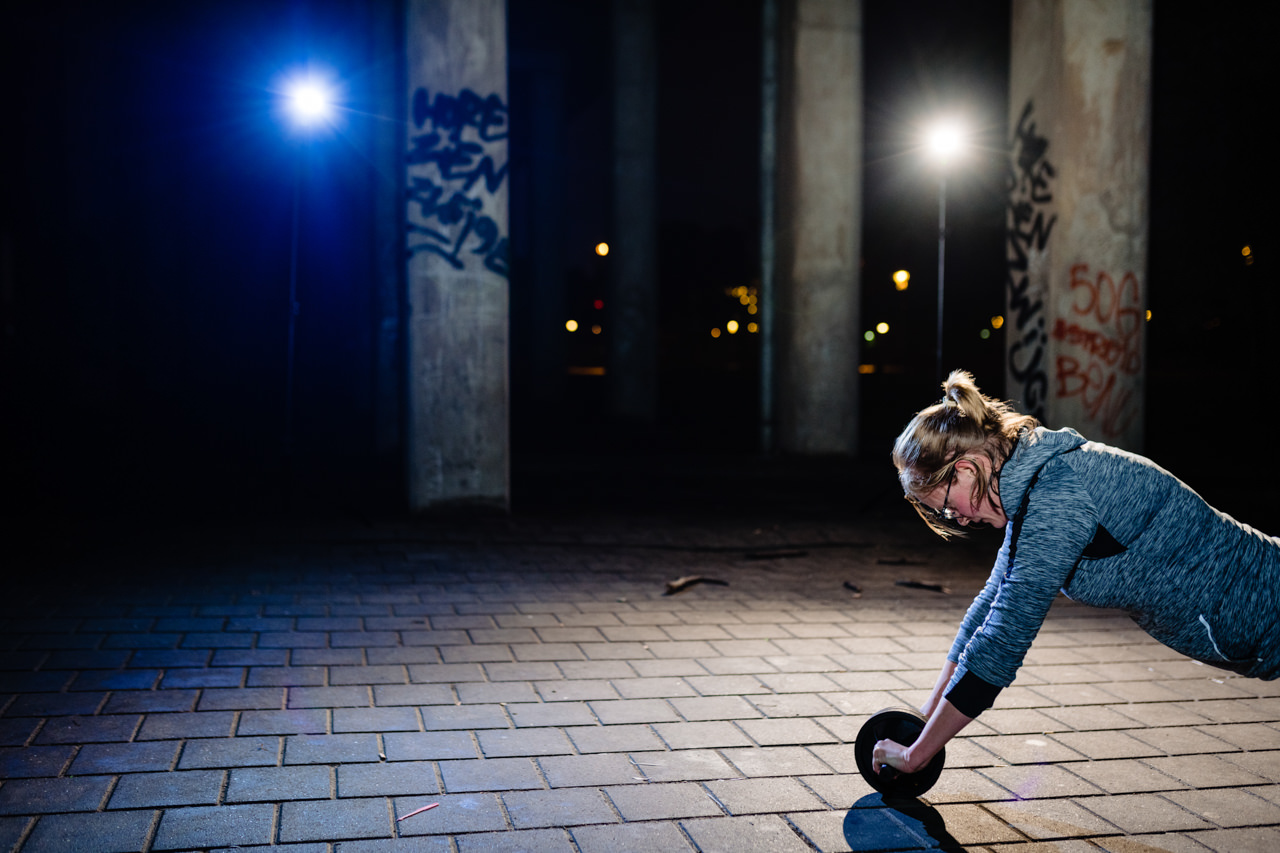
<box><xmin>663</xmin><ymin>575</ymin><xmax>729</xmax><ymax>595</ymax></box>
<box><xmin>895</xmin><ymin>579</ymin><xmax>950</xmax><ymax>594</ymax></box>
<box><xmin>843</xmin><ymin>581</ymin><xmax>862</xmax><ymax>597</ymax></box>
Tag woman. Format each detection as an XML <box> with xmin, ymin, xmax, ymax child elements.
<box><xmin>874</xmin><ymin>370</ymin><xmax>1280</xmax><ymax>778</ymax></box>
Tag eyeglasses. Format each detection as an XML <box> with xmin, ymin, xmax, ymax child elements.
<box><xmin>923</xmin><ymin>471</ymin><xmax>960</xmax><ymax>522</ymax></box>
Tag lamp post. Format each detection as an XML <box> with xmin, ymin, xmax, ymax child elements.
<box><xmin>281</xmin><ymin>76</ymin><xmax>333</xmax><ymax>495</ymax></box>
<box><xmin>926</xmin><ymin>121</ymin><xmax>964</xmax><ymax>384</ymax></box>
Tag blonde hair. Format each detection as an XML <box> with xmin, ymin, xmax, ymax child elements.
<box><xmin>892</xmin><ymin>370</ymin><xmax>1038</xmax><ymax>537</ymax></box>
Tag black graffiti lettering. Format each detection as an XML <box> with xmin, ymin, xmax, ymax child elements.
<box><xmin>1005</xmin><ymin>99</ymin><xmax>1055</xmax><ymax>420</ymax></box>
<box><xmin>406</xmin><ymin>88</ymin><xmax>509</xmax><ymax>278</ymax></box>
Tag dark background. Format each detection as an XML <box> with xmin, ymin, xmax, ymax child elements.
<box><xmin>3</xmin><ymin>1</ymin><xmax>1275</xmax><ymax>531</ymax></box>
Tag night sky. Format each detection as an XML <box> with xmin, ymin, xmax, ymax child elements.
<box><xmin>2</xmin><ymin>1</ymin><xmax>1275</xmax><ymax>522</ymax></box>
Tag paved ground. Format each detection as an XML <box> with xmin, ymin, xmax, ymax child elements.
<box><xmin>4</xmin><ymin>483</ymin><xmax>1280</xmax><ymax>852</ymax></box>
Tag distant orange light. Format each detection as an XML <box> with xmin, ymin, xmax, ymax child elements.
<box><xmin>711</xmin><ymin>328</ymin><xmax>721</xmax><ymax>338</ymax></box>
<box><xmin>595</xmin><ymin>242</ymin><xmax>609</xmax><ymax>257</ymax></box>
<box><xmin>591</xmin><ymin>325</ymin><xmax>602</xmax><ymax>335</ymax></box>
<box><xmin>893</xmin><ymin>270</ymin><xmax>910</xmax><ymax>291</ymax></box>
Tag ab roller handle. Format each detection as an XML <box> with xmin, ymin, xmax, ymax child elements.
<box><xmin>853</xmin><ymin>706</ymin><xmax>947</xmax><ymax>798</ymax></box>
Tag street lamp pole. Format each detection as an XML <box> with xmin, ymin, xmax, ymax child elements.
<box><xmin>926</xmin><ymin>119</ymin><xmax>964</xmax><ymax>385</ymax></box>
<box><xmin>936</xmin><ymin>172</ymin><xmax>946</xmax><ymax>385</ymax></box>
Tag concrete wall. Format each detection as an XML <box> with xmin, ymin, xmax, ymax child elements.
<box><xmin>774</xmin><ymin>0</ymin><xmax>863</xmax><ymax>455</ymax></box>
<box><xmin>1006</xmin><ymin>0</ymin><xmax>1151</xmax><ymax>450</ymax></box>
<box><xmin>405</xmin><ymin>0</ymin><xmax>510</xmax><ymax>510</ymax></box>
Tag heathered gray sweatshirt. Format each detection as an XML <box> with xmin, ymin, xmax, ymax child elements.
<box><xmin>946</xmin><ymin>427</ymin><xmax>1280</xmax><ymax>716</ymax></box>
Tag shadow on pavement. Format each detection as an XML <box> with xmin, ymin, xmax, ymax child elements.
<box><xmin>844</xmin><ymin>793</ymin><xmax>966</xmax><ymax>852</ymax></box>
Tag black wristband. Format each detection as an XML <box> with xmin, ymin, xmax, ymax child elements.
<box><xmin>945</xmin><ymin>670</ymin><xmax>1003</xmax><ymax>718</ymax></box>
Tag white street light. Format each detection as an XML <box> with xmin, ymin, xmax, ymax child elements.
<box><xmin>286</xmin><ymin>79</ymin><xmax>333</xmax><ymax>126</ymax></box>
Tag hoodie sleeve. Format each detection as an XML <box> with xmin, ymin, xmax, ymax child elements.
<box><xmin>945</xmin><ymin>457</ymin><xmax>1099</xmax><ymax>715</ymax></box>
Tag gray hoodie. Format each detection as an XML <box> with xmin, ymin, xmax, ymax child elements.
<box><xmin>947</xmin><ymin>427</ymin><xmax>1280</xmax><ymax>711</ymax></box>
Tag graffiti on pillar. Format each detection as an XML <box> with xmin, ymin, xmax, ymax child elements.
<box><xmin>1006</xmin><ymin>100</ymin><xmax>1056</xmax><ymax>420</ymax></box>
<box><xmin>1052</xmin><ymin>263</ymin><xmax>1142</xmax><ymax>438</ymax></box>
<box><xmin>406</xmin><ymin>88</ymin><xmax>509</xmax><ymax>277</ymax></box>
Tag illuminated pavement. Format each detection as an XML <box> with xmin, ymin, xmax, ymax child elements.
<box><xmin>4</xmin><ymin>494</ymin><xmax>1280</xmax><ymax>852</ymax></box>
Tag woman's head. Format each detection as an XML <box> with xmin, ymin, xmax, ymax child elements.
<box><xmin>892</xmin><ymin>370</ymin><xmax>1038</xmax><ymax>537</ymax></box>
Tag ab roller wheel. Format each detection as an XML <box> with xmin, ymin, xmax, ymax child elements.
<box><xmin>854</xmin><ymin>706</ymin><xmax>946</xmax><ymax>798</ymax></box>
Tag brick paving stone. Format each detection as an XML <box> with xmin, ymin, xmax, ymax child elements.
<box><xmin>1144</xmin><ymin>754</ymin><xmax>1271</xmax><ymax>788</ymax></box>
<box><xmin>1222</xmin><ymin>751</ymin><xmax>1280</xmax><ymax>782</ymax></box>
<box><xmin>804</xmin><ymin>744</ymin><xmax>859</xmax><ymax>774</ymax></box>
<box><xmin>20</xmin><ymin>809</ymin><xmax>156</xmax><ymax>853</ymax></box>
<box><xmin>0</xmin><ymin>745</ymin><xmax>74</xmax><ymax>778</ymax></box>
<box><xmin>285</xmin><ymin>733</ymin><xmax>382</xmax><ymax>764</ymax></box>
<box><xmin>239</xmin><ymin>708</ymin><xmax>330</xmax><ymax>735</ymax></box>
<box><xmin>35</xmin><ymin>714</ymin><xmax>140</xmax><ymax>744</ymax></box>
<box><xmin>1200</xmin><ymin>722</ymin><xmax>1280</xmax><ymax>750</ymax></box>
<box><xmin>288</xmin><ymin>686</ymin><xmax>371</xmax><ymax>708</ymax></box>
<box><xmin>422</xmin><ymin>703</ymin><xmax>510</xmax><ymax>730</ymax></box>
<box><xmin>501</xmin><ymin>788</ymin><xmax>618</xmax><ymax>828</ymax></box>
<box><xmin>1079</xmin><ymin>793</ymin><xmax>1214</xmax><ymax>834</ymax></box>
<box><xmin>968</xmin><ymin>733</ymin><xmax>1088</xmax><ymax>765</ymax></box>
<box><xmin>394</xmin><ymin>793</ymin><xmax>508</xmax><ymax>835</ymax></box>
<box><xmin>535</xmin><ymin>680</ymin><xmax>617</xmax><ymax>702</ymax></box>
<box><xmin>681</xmin><ymin>814</ymin><xmax>816</xmax><ymax>853</ymax></box>
<box><xmin>629</xmin><ymin>749</ymin><xmax>738</xmax><ymax>782</ymax></box>
<box><xmin>985</xmin><ymin>798</ymin><xmax>1122</xmax><ymax>839</ymax></box>
<box><xmin>1128</xmin><ymin>726</ymin><xmax>1239</xmax><ymax>755</ymax></box>
<box><xmin>756</xmin><ymin>673</ymin><xmax>843</xmax><ymax>693</ymax></box>
<box><xmin>161</xmin><ymin>667</ymin><xmax>245</xmax><ymax>689</ymax></box>
<box><xmin>452</xmin><ymin>828</ymin><xmax>576</xmax><ymax>853</ymax></box>
<box><xmin>604</xmin><ymin>781</ymin><xmax>723</xmax><ymax>821</ymax></box>
<box><xmin>0</xmin><ymin>717</ymin><xmax>38</xmax><ymax>746</ymax></box>
<box><xmin>103</xmin><ymin>690</ymin><xmax>200</xmax><ymax>714</ymax></box>
<box><xmin>507</xmin><ymin>701</ymin><xmax>596</xmax><ymax>728</ymax></box>
<box><xmin>330</xmin><ymin>665</ymin><xmax>407</xmax><ymax>685</ymax></box>
<box><xmin>1050</xmin><ymin>730</ymin><xmax>1166</xmax><ymax>760</ymax></box>
<box><xmin>198</xmin><ymin>687</ymin><xmax>284</xmax><ymax>710</ymax></box>
<box><xmin>5</xmin><ymin>693</ymin><xmax>104</xmax><ymax>717</ymax></box>
<box><xmin>704</xmin><ymin>777</ymin><xmax>826</xmax><ymax>815</ymax></box>
<box><xmin>721</xmin><ymin>746</ymin><xmax>832</xmax><ymax>777</ymax></box>
<box><xmin>280</xmin><ymin>797</ymin><xmax>393</xmax><ymax>842</ymax></box>
<box><xmin>135</xmin><ymin>706</ymin><xmax>235</xmax><ymax>742</ymax></box>
<box><xmin>108</xmin><ymin>769</ymin><xmax>224</xmax><ymax>808</ymax></box>
<box><xmin>588</xmin><ymin>699</ymin><xmax>678</xmax><ymax>725</ymax></box>
<box><xmin>749</xmin><ymin>693</ymin><xmax>840</xmax><ymax>718</ymax></box>
<box><xmin>736</xmin><ymin>717</ymin><xmax>839</xmax><ymax>746</ymax></box>
<box><xmin>0</xmin><ymin>776</ymin><xmax>112</xmax><ymax>814</ymax></box>
<box><xmin>440</xmin><ymin>757</ymin><xmax>544</xmax><ymax>792</ymax></box>
<box><xmin>152</xmin><ymin>803</ymin><xmax>276</xmax><ymax>850</ymax></box>
<box><xmin>178</xmin><ymin>736</ymin><xmax>279</xmax><ymax>769</ymax></box>
<box><xmin>212</xmin><ymin>648</ymin><xmax>290</xmax><ymax>666</ymax></box>
<box><xmin>383</xmin><ymin>731</ymin><xmax>478</xmax><ymax>761</ymax></box>
<box><xmin>455</xmin><ymin>682</ymin><xmax>540</xmax><ymax>704</ymax></box>
<box><xmin>247</xmin><ymin>665</ymin><xmax>327</xmax><ymax>686</ymax></box>
<box><xmin>571</xmin><ymin>820</ymin><xmax>696</xmax><ymax>853</ymax></box>
<box><xmin>1181</xmin><ymin>827</ymin><xmax>1280</xmax><ymax>853</ymax></box>
<box><xmin>538</xmin><ymin>754</ymin><xmax>640</xmax><ymax>788</ymax></box>
<box><xmin>477</xmin><ymin>727</ymin><xmax>575</xmax><ymax>757</ymax></box>
<box><xmin>70</xmin><ymin>669</ymin><xmax>162</xmax><ymax>692</ymax></box>
<box><xmin>73</xmin><ymin>740</ymin><xmax>181</xmax><ymax>774</ymax></box>
<box><xmin>373</xmin><ymin>684</ymin><xmax>454</xmax><ymax>706</ymax></box>
<box><xmin>337</xmin><ymin>762</ymin><xmax>438</xmax><ymax>797</ymax></box>
<box><xmin>226</xmin><ymin>764</ymin><xmax>333</xmax><ymax>802</ymax></box>
<box><xmin>791</xmin><ymin>807</ymin><xmax>916</xmax><ymax>852</ymax></box>
<box><xmin>683</xmin><ymin>675</ymin><xmax>768</xmax><ymax>696</ymax></box>
<box><xmin>564</xmin><ymin>724</ymin><xmax>665</xmax><ymax>754</ymax></box>
<box><xmin>654</xmin><ymin>721</ymin><xmax>753</xmax><ymax>750</ymax></box>
<box><xmin>334</xmin><ymin>707</ymin><xmax>421</xmax><ymax>733</ymax></box>
<box><xmin>632</xmin><ymin>659</ymin><xmax>712</xmax><ymax>677</ymax></box>
<box><xmin>983</xmin><ymin>762</ymin><xmax>1109</xmax><ymax>797</ymax></box>
<box><xmin>294</xmin><ymin>649</ymin><xmax>366</xmax><ymax>666</ymax></box>
<box><xmin>1161</xmin><ymin>787</ymin><xmax>1280</xmax><ymax>827</ymax></box>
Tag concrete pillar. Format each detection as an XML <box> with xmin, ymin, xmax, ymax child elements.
<box><xmin>1006</xmin><ymin>0</ymin><xmax>1151</xmax><ymax>449</ymax></box>
<box><xmin>404</xmin><ymin>0</ymin><xmax>509</xmax><ymax>510</ymax></box>
<box><xmin>611</xmin><ymin>0</ymin><xmax>658</xmax><ymax>423</ymax></box>
<box><xmin>774</xmin><ymin>0</ymin><xmax>862</xmax><ymax>455</ymax></box>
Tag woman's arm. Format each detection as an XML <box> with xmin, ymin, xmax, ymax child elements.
<box><xmin>873</xmin><ymin>696</ymin><xmax>973</xmax><ymax>774</ymax></box>
<box><xmin>920</xmin><ymin>659</ymin><xmax>957</xmax><ymax>718</ymax></box>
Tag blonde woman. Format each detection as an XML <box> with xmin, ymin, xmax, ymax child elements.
<box><xmin>875</xmin><ymin>370</ymin><xmax>1280</xmax><ymax>777</ymax></box>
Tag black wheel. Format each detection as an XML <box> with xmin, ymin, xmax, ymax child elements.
<box><xmin>854</xmin><ymin>706</ymin><xmax>946</xmax><ymax>798</ymax></box>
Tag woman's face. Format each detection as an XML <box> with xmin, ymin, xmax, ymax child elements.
<box><xmin>919</xmin><ymin>459</ymin><xmax>1007</xmax><ymax>528</ymax></box>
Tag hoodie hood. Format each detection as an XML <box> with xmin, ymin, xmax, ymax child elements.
<box><xmin>996</xmin><ymin>426</ymin><xmax>1088</xmax><ymax>518</ymax></box>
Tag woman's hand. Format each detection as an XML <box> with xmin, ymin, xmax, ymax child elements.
<box><xmin>872</xmin><ymin>738</ymin><xmax>918</xmax><ymax>775</ymax></box>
